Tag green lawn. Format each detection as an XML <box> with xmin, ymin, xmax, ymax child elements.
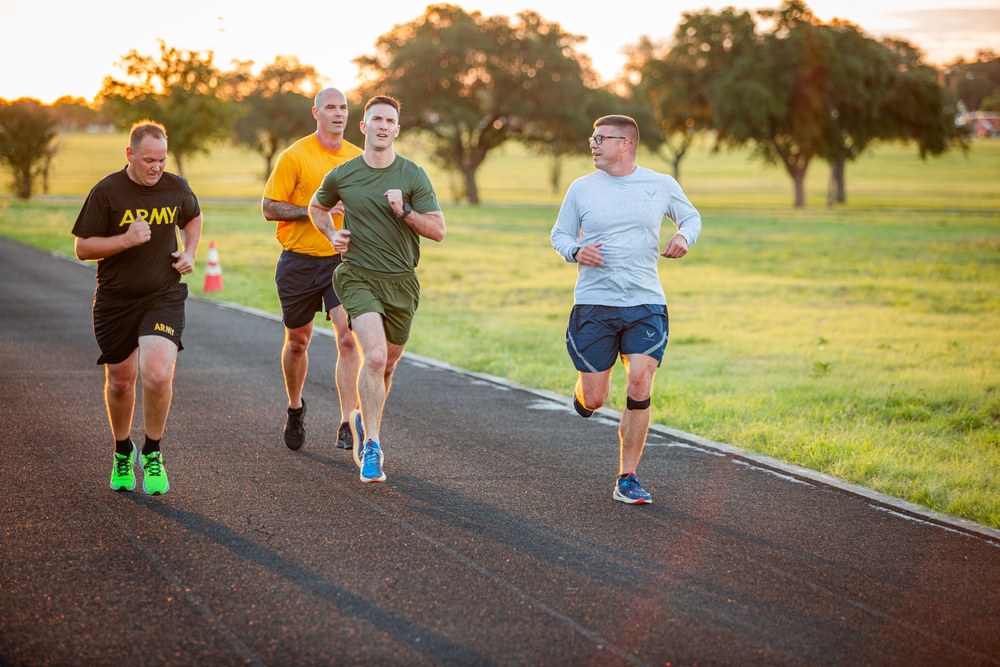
<box><xmin>3</xmin><ymin>132</ymin><xmax>999</xmax><ymax>528</ymax></box>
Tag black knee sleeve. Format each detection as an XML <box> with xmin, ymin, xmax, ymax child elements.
<box><xmin>626</xmin><ymin>396</ymin><xmax>651</xmax><ymax>410</ymax></box>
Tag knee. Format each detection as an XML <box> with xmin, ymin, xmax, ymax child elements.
<box><xmin>626</xmin><ymin>375</ymin><xmax>654</xmax><ymax>402</ymax></box>
<box><xmin>141</xmin><ymin>363</ymin><xmax>174</xmax><ymax>393</ymax></box>
<box><xmin>284</xmin><ymin>329</ymin><xmax>311</xmax><ymax>356</ymax></box>
<box><xmin>578</xmin><ymin>386</ymin><xmax>608</xmax><ymax>410</ymax></box>
<box><xmin>362</xmin><ymin>346</ymin><xmax>388</xmax><ymax>373</ymax></box>
<box><xmin>106</xmin><ymin>372</ymin><xmax>135</xmax><ymax>397</ymax></box>
<box><xmin>337</xmin><ymin>329</ymin><xmax>358</xmax><ymax>356</ymax></box>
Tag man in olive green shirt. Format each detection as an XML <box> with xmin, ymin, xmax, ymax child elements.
<box><xmin>309</xmin><ymin>95</ymin><xmax>445</xmax><ymax>484</ymax></box>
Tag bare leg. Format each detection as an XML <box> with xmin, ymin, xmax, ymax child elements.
<box><xmin>618</xmin><ymin>354</ymin><xmax>658</xmax><ymax>475</ymax></box>
<box><xmin>282</xmin><ymin>321</ymin><xmax>313</xmax><ymax>409</ymax></box>
<box><xmin>330</xmin><ymin>305</ymin><xmax>359</xmax><ymax>423</ymax></box>
<box><xmin>351</xmin><ymin>312</ymin><xmax>401</xmax><ymax>444</ymax></box>
<box><xmin>137</xmin><ymin>335</ymin><xmax>179</xmax><ymax>440</ymax></box>
<box><xmin>575</xmin><ymin>368</ymin><xmax>613</xmax><ymax>414</ymax></box>
<box><xmin>105</xmin><ymin>349</ymin><xmax>139</xmax><ymax>441</ymax></box>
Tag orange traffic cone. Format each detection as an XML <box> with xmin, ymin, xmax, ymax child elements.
<box><xmin>203</xmin><ymin>240</ymin><xmax>223</xmax><ymax>292</ymax></box>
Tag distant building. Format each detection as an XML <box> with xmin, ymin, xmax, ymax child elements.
<box><xmin>956</xmin><ymin>102</ymin><xmax>999</xmax><ymax>138</ymax></box>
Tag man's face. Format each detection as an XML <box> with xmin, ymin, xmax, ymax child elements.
<box><xmin>590</xmin><ymin>124</ymin><xmax>629</xmax><ymax>173</ymax></box>
<box><xmin>314</xmin><ymin>90</ymin><xmax>349</xmax><ymax>136</ymax></box>
<box><xmin>361</xmin><ymin>103</ymin><xmax>400</xmax><ymax>150</ymax></box>
<box><xmin>125</xmin><ymin>135</ymin><xmax>167</xmax><ymax>186</ymax></box>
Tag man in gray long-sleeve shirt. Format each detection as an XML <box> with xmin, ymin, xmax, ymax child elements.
<box><xmin>551</xmin><ymin>114</ymin><xmax>702</xmax><ymax>505</ymax></box>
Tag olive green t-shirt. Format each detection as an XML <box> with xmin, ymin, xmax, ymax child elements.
<box><xmin>315</xmin><ymin>154</ymin><xmax>440</xmax><ymax>275</ymax></box>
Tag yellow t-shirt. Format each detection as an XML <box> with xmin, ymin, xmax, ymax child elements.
<box><xmin>263</xmin><ymin>134</ymin><xmax>363</xmax><ymax>256</ymax></box>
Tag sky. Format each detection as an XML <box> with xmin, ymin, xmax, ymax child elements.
<box><xmin>2</xmin><ymin>0</ymin><xmax>998</xmax><ymax>105</ymax></box>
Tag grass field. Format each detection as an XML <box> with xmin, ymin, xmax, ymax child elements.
<box><xmin>2</xmin><ymin>132</ymin><xmax>999</xmax><ymax>529</ymax></box>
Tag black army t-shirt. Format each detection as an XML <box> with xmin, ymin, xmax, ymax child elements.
<box><xmin>72</xmin><ymin>168</ymin><xmax>201</xmax><ymax>298</ymax></box>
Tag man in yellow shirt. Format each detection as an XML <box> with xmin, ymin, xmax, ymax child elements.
<box><xmin>262</xmin><ymin>88</ymin><xmax>363</xmax><ymax>451</ymax></box>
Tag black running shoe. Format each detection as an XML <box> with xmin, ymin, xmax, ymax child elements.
<box><xmin>336</xmin><ymin>421</ymin><xmax>352</xmax><ymax>450</ymax></box>
<box><xmin>284</xmin><ymin>399</ymin><xmax>306</xmax><ymax>450</ymax></box>
<box><xmin>573</xmin><ymin>395</ymin><xmax>595</xmax><ymax>418</ymax></box>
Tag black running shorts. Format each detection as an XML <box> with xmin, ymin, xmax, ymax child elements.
<box><xmin>92</xmin><ymin>282</ymin><xmax>187</xmax><ymax>365</ymax></box>
<box><xmin>275</xmin><ymin>250</ymin><xmax>344</xmax><ymax>329</ymax></box>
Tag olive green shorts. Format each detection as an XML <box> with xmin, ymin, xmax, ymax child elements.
<box><xmin>333</xmin><ymin>262</ymin><xmax>420</xmax><ymax>345</ymax></box>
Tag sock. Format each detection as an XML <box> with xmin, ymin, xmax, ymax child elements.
<box><xmin>142</xmin><ymin>436</ymin><xmax>161</xmax><ymax>456</ymax></box>
<box><xmin>115</xmin><ymin>438</ymin><xmax>133</xmax><ymax>456</ymax></box>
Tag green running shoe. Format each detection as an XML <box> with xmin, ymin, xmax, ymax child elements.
<box><xmin>110</xmin><ymin>441</ymin><xmax>137</xmax><ymax>492</ymax></box>
<box><xmin>141</xmin><ymin>451</ymin><xmax>170</xmax><ymax>495</ymax></box>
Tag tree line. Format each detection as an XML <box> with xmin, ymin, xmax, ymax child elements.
<box><xmin>2</xmin><ymin>1</ymin><xmax>998</xmax><ymax>206</ymax></box>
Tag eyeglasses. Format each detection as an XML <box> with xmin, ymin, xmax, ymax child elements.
<box><xmin>588</xmin><ymin>135</ymin><xmax>627</xmax><ymax>145</ymax></box>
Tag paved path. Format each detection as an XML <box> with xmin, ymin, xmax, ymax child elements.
<box><xmin>1</xmin><ymin>238</ymin><xmax>998</xmax><ymax>666</ymax></box>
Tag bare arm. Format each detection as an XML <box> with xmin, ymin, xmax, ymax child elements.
<box><xmin>172</xmin><ymin>214</ymin><xmax>203</xmax><ymax>275</ymax></box>
<box><xmin>262</xmin><ymin>197</ymin><xmax>310</xmax><ymax>223</ymax></box>
<box><xmin>383</xmin><ymin>189</ymin><xmax>446</xmax><ymax>242</ymax></box>
<box><xmin>307</xmin><ymin>195</ymin><xmax>348</xmax><ymax>252</ymax></box>
<box><xmin>74</xmin><ymin>213</ymin><xmax>151</xmax><ymax>261</ymax></box>
<box><xmin>403</xmin><ymin>210</ymin><xmax>446</xmax><ymax>242</ymax></box>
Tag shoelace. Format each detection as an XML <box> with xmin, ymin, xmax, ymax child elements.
<box><xmin>144</xmin><ymin>453</ymin><xmax>164</xmax><ymax>477</ymax></box>
<box><xmin>114</xmin><ymin>453</ymin><xmax>132</xmax><ymax>476</ymax></box>
<box><xmin>364</xmin><ymin>444</ymin><xmax>381</xmax><ymax>466</ymax></box>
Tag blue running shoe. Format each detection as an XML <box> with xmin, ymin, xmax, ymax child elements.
<box><xmin>349</xmin><ymin>409</ymin><xmax>365</xmax><ymax>469</ymax></box>
<box><xmin>613</xmin><ymin>473</ymin><xmax>652</xmax><ymax>504</ymax></box>
<box><xmin>360</xmin><ymin>440</ymin><xmax>386</xmax><ymax>483</ymax></box>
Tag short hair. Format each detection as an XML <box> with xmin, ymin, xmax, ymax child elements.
<box><xmin>364</xmin><ymin>95</ymin><xmax>401</xmax><ymax>119</ymax></box>
<box><xmin>594</xmin><ymin>115</ymin><xmax>639</xmax><ymax>144</ymax></box>
<box><xmin>129</xmin><ymin>120</ymin><xmax>167</xmax><ymax>150</ymax></box>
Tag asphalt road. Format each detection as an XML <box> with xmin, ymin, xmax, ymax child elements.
<box><xmin>1</xmin><ymin>237</ymin><xmax>998</xmax><ymax>667</ymax></box>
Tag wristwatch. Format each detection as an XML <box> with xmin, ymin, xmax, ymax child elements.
<box><xmin>400</xmin><ymin>203</ymin><xmax>413</xmax><ymax>220</ymax></box>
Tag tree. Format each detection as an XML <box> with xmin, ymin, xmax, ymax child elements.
<box><xmin>709</xmin><ymin>1</ymin><xmax>831</xmax><ymax>208</ymax></box>
<box><xmin>820</xmin><ymin>21</ymin><xmax>897</xmax><ymax>204</ymax></box>
<box><xmin>223</xmin><ymin>56</ymin><xmax>324</xmax><ymax>181</ymax></box>
<box><xmin>353</xmin><ymin>4</ymin><xmax>600</xmax><ymax>204</ymax></box>
<box><xmin>98</xmin><ymin>40</ymin><xmax>232</xmax><ymax>177</ymax></box>
<box><xmin>624</xmin><ymin>8</ymin><xmax>757</xmax><ymax>182</ymax></box>
<box><xmin>50</xmin><ymin>96</ymin><xmax>103</xmax><ymax>131</ymax></box>
<box><xmin>0</xmin><ymin>98</ymin><xmax>59</xmax><ymax>199</ymax></box>
<box><xmin>822</xmin><ymin>30</ymin><xmax>965</xmax><ymax>204</ymax></box>
<box><xmin>945</xmin><ymin>51</ymin><xmax>1000</xmax><ymax>111</ymax></box>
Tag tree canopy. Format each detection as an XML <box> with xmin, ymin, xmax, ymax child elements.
<box><xmin>0</xmin><ymin>98</ymin><xmax>59</xmax><ymax>199</ymax></box>
<box><xmin>353</xmin><ymin>3</ymin><xmax>602</xmax><ymax>203</ymax></box>
<box><xmin>98</xmin><ymin>40</ymin><xmax>232</xmax><ymax>177</ymax></box>
<box><xmin>627</xmin><ymin>0</ymin><xmax>964</xmax><ymax>207</ymax></box>
<box><xmin>224</xmin><ymin>56</ymin><xmax>324</xmax><ymax>181</ymax></box>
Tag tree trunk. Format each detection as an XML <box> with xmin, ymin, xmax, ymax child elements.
<box><xmin>832</xmin><ymin>158</ymin><xmax>846</xmax><ymax>204</ymax></box>
<box><xmin>550</xmin><ymin>155</ymin><xmax>562</xmax><ymax>194</ymax></box>
<box><xmin>793</xmin><ymin>169</ymin><xmax>806</xmax><ymax>208</ymax></box>
<box><xmin>462</xmin><ymin>165</ymin><xmax>480</xmax><ymax>205</ymax></box>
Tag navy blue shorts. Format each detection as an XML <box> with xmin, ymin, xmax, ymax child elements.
<box><xmin>565</xmin><ymin>304</ymin><xmax>669</xmax><ymax>373</ymax></box>
<box><xmin>275</xmin><ymin>250</ymin><xmax>344</xmax><ymax>329</ymax></box>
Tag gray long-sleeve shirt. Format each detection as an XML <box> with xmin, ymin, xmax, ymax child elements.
<box><xmin>551</xmin><ymin>166</ymin><xmax>702</xmax><ymax>306</ymax></box>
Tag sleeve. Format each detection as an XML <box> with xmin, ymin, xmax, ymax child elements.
<box><xmin>263</xmin><ymin>151</ymin><xmax>296</xmax><ymax>202</ymax></box>
<box><xmin>71</xmin><ymin>186</ymin><xmax>111</xmax><ymax>239</ymax></box>
<box><xmin>664</xmin><ymin>177</ymin><xmax>702</xmax><ymax>247</ymax></box>
<box><xmin>177</xmin><ymin>179</ymin><xmax>201</xmax><ymax>229</ymax></box>
<box><xmin>313</xmin><ymin>168</ymin><xmax>340</xmax><ymax>209</ymax></box>
<box><xmin>551</xmin><ymin>183</ymin><xmax>582</xmax><ymax>263</ymax></box>
<box><xmin>408</xmin><ymin>166</ymin><xmax>440</xmax><ymax>213</ymax></box>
